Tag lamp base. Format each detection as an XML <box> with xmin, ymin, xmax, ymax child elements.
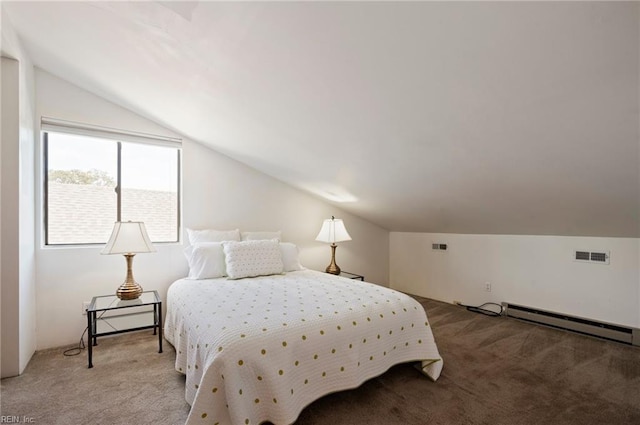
<box><xmin>116</xmin><ymin>253</ymin><xmax>143</xmax><ymax>300</ymax></box>
<box><xmin>325</xmin><ymin>243</ymin><xmax>341</xmax><ymax>275</ymax></box>
<box><xmin>325</xmin><ymin>264</ymin><xmax>341</xmax><ymax>275</ymax></box>
<box><xmin>116</xmin><ymin>281</ymin><xmax>143</xmax><ymax>300</ymax></box>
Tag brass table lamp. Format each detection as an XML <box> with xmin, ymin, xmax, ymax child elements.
<box><xmin>101</xmin><ymin>221</ymin><xmax>156</xmax><ymax>300</ymax></box>
<box><xmin>315</xmin><ymin>216</ymin><xmax>352</xmax><ymax>275</ymax></box>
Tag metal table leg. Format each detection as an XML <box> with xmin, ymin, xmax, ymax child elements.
<box><xmin>87</xmin><ymin>310</ymin><xmax>93</xmax><ymax>368</ymax></box>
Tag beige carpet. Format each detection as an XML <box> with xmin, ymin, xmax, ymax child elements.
<box><xmin>2</xmin><ymin>298</ymin><xmax>640</xmax><ymax>424</ymax></box>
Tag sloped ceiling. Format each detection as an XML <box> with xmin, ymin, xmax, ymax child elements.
<box><xmin>3</xmin><ymin>1</ymin><xmax>639</xmax><ymax>236</ymax></box>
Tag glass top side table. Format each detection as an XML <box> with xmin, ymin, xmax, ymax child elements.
<box><xmin>86</xmin><ymin>290</ymin><xmax>162</xmax><ymax>368</ymax></box>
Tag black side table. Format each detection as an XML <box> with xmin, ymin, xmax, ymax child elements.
<box><xmin>86</xmin><ymin>290</ymin><xmax>162</xmax><ymax>368</ymax></box>
<box><xmin>337</xmin><ymin>271</ymin><xmax>365</xmax><ymax>281</ymax></box>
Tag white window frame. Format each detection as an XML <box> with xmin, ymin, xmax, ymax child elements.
<box><xmin>41</xmin><ymin>117</ymin><xmax>182</xmax><ymax>246</ymax></box>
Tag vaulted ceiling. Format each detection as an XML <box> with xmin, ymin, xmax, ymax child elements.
<box><xmin>3</xmin><ymin>1</ymin><xmax>639</xmax><ymax>236</ymax></box>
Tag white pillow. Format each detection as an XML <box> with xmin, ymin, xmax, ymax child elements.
<box><xmin>223</xmin><ymin>240</ymin><xmax>284</xmax><ymax>279</ymax></box>
<box><xmin>184</xmin><ymin>242</ymin><xmax>226</xmax><ymax>279</ymax></box>
<box><xmin>280</xmin><ymin>242</ymin><xmax>303</xmax><ymax>272</ymax></box>
<box><xmin>187</xmin><ymin>228</ymin><xmax>241</xmax><ymax>245</ymax></box>
<box><xmin>241</xmin><ymin>231</ymin><xmax>282</xmax><ymax>241</ymax></box>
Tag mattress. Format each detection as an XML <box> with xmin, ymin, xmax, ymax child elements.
<box><xmin>165</xmin><ymin>269</ymin><xmax>442</xmax><ymax>425</ymax></box>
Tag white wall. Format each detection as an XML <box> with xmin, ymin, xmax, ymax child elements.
<box><xmin>1</xmin><ymin>10</ymin><xmax>37</xmax><ymax>378</ymax></box>
<box><xmin>182</xmin><ymin>139</ymin><xmax>388</xmax><ymax>280</ymax></box>
<box><xmin>35</xmin><ymin>69</ymin><xmax>389</xmax><ymax>350</ymax></box>
<box><xmin>390</xmin><ymin>232</ymin><xmax>639</xmax><ymax>327</ymax></box>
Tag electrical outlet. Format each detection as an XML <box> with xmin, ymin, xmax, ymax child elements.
<box><xmin>485</xmin><ymin>282</ymin><xmax>492</xmax><ymax>292</ymax></box>
<box><xmin>82</xmin><ymin>301</ymin><xmax>90</xmax><ymax>315</ymax></box>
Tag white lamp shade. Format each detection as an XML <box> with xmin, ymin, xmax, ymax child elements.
<box><xmin>315</xmin><ymin>218</ymin><xmax>352</xmax><ymax>244</ymax></box>
<box><xmin>101</xmin><ymin>221</ymin><xmax>156</xmax><ymax>255</ymax></box>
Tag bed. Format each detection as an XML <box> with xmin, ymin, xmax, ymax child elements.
<box><xmin>165</xmin><ymin>268</ymin><xmax>443</xmax><ymax>425</ymax></box>
<box><xmin>166</xmin><ymin>234</ymin><xmax>442</xmax><ymax>424</ymax></box>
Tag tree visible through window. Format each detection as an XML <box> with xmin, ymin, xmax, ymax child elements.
<box><xmin>44</xmin><ymin>131</ymin><xmax>180</xmax><ymax>245</ymax></box>
<box><xmin>49</xmin><ymin>169</ymin><xmax>115</xmax><ymax>186</ymax></box>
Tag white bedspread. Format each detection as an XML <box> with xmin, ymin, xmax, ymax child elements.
<box><xmin>165</xmin><ymin>270</ymin><xmax>442</xmax><ymax>425</ymax></box>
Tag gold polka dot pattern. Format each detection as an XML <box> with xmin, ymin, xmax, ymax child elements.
<box><xmin>165</xmin><ymin>269</ymin><xmax>443</xmax><ymax>425</ymax></box>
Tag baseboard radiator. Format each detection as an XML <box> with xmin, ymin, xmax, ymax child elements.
<box><xmin>502</xmin><ymin>302</ymin><xmax>640</xmax><ymax>346</ymax></box>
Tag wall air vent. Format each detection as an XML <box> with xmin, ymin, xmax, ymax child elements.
<box><xmin>574</xmin><ymin>250</ymin><xmax>609</xmax><ymax>265</ymax></box>
<box><xmin>590</xmin><ymin>252</ymin><xmax>607</xmax><ymax>263</ymax></box>
<box><xmin>575</xmin><ymin>251</ymin><xmax>590</xmax><ymax>261</ymax></box>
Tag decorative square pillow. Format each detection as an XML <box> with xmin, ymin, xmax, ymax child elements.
<box><xmin>184</xmin><ymin>242</ymin><xmax>226</xmax><ymax>279</ymax></box>
<box><xmin>223</xmin><ymin>240</ymin><xmax>284</xmax><ymax>279</ymax></box>
<box><xmin>241</xmin><ymin>231</ymin><xmax>282</xmax><ymax>241</ymax></box>
<box><xmin>280</xmin><ymin>242</ymin><xmax>304</xmax><ymax>272</ymax></box>
<box><xmin>187</xmin><ymin>228</ymin><xmax>241</xmax><ymax>245</ymax></box>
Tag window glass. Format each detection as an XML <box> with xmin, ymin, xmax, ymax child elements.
<box><xmin>46</xmin><ymin>132</ymin><xmax>117</xmax><ymax>244</ymax></box>
<box><xmin>121</xmin><ymin>143</ymin><xmax>179</xmax><ymax>242</ymax></box>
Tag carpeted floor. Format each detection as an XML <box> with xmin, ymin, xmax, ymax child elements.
<box><xmin>2</xmin><ymin>297</ymin><xmax>639</xmax><ymax>425</ymax></box>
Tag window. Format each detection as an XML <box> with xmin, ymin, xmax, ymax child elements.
<box><xmin>43</xmin><ymin>119</ymin><xmax>181</xmax><ymax>245</ymax></box>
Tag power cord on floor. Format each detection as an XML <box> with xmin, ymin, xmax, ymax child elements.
<box><xmin>457</xmin><ymin>302</ymin><xmax>504</xmax><ymax>317</ymax></box>
<box><xmin>63</xmin><ymin>299</ymin><xmax>118</xmax><ymax>357</ymax></box>
<box><xmin>63</xmin><ymin>327</ymin><xmax>88</xmax><ymax>356</ymax></box>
